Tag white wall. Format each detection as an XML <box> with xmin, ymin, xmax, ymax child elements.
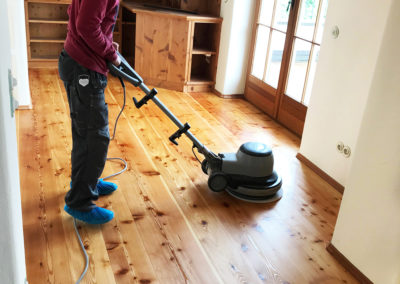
<box><xmin>7</xmin><ymin>0</ymin><xmax>31</xmax><ymax>107</ymax></box>
<box><xmin>215</xmin><ymin>0</ymin><xmax>255</xmax><ymax>95</ymax></box>
<box><xmin>299</xmin><ymin>0</ymin><xmax>392</xmax><ymax>185</ymax></box>
<box><xmin>331</xmin><ymin>1</ymin><xmax>400</xmax><ymax>282</ymax></box>
<box><xmin>0</xmin><ymin>0</ymin><xmax>27</xmax><ymax>282</ymax></box>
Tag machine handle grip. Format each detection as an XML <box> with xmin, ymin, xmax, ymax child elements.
<box><xmin>107</xmin><ymin>51</ymin><xmax>143</xmax><ymax>87</ymax></box>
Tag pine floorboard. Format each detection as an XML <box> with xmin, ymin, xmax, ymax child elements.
<box><xmin>16</xmin><ymin>69</ymin><xmax>358</xmax><ymax>284</ymax></box>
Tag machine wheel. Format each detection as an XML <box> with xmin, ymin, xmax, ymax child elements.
<box><xmin>208</xmin><ymin>172</ymin><xmax>228</xmax><ymax>192</ymax></box>
<box><xmin>201</xmin><ymin>159</ymin><xmax>209</xmax><ymax>175</ymax></box>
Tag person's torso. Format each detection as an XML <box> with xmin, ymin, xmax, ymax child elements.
<box><xmin>64</xmin><ymin>0</ymin><xmax>119</xmax><ymax>75</ymax></box>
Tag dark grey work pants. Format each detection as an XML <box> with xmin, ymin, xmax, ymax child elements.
<box><xmin>58</xmin><ymin>50</ymin><xmax>110</xmax><ymax>211</ymax></box>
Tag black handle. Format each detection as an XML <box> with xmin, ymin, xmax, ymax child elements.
<box><xmin>107</xmin><ymin>52</ymin><xmax>143</xmax><ymax>87</ymax></box>
<box><xmin>132</xmin><ymin>88</ymin><xmax>158</xmax><ymax>109</ymax></box>
<box><xmin>169</xmin><ymin>123</ymin><xmax>191</xmax><ymax>146</ymax></box>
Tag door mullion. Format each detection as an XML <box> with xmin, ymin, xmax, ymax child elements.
<box><xmin>313</xmin><ymin>0</ymin><xmax>323</xmax><ymax>43</ymax></box>
<box><xmin>301</xmin><ymin>44</ymin><xmax>314</xmax><ymax>104</ymax></box>
<box><xmin>262</xmin><ymin>28</ymin><xmax>274</xmax><ymax>83</ymax></box>
<box><xmin>261</xmin><ymin>0</ymin><xmax>278</xmax><ymax>83</ymax></box>
<box><xmin>301</xmin><ymin>0</ymin><xmax>322</xmax><ymax>104</ymax></box>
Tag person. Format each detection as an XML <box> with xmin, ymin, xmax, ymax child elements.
<box><xmin>58</xmin><ymin>0</ymin><xmax>121</xmax><ymax>224</ymax></box>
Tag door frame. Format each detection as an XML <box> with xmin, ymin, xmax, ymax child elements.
<box><xmin>0</xmin><ymin>1</ymin><xmax>27</xmax><ymax>283</ymax></box>
<box><xmin>245</xmin><ymin>0</ymin><xmax>307</xmax><ymax>136</ymax></box>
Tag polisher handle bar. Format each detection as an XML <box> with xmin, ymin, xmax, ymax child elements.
<box><xmin>107</xmin><ymin>53</ymin><xmax>218</xmax><ymax>162</ymax></box>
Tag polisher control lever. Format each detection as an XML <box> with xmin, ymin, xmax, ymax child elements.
<box><xmin>169</xmin><ymin>123</ymin><xmax>191</xmax><ymax>145</ymax></box>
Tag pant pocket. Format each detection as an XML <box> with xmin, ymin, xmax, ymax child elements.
<box><xmin>70</xmin><ymin>86</ymin><xmax>90</xmax><ymax>134</ymax></box>
<box><xmin>58</xmin><ymin>50</ymin><xmax>74</xmax><ymax>82</ymax></box>
<box><xmin>89</xmin><ymin>90</ymin><xmax>109</xmax><ymax>130</ymax></box>
<box><xmin>90</xmin><ymin>70</ymin><xmax>108</xmax><ymax>90</ymax></box>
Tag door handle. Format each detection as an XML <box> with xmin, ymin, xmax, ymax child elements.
<box><xmin>8</xmin><ymin>69</ymin><xmax>19</xmax><ymax>117</ymax></box>
<box><xmin>287</xmin><ymin>0</ymin><xmax>295</xmax><ymax>12</ymax></box>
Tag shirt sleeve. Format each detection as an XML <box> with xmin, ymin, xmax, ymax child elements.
<box><xmin>76</xmin><ymin>0</ymin><xmax>117</xmax><ymax>62</ymax></box>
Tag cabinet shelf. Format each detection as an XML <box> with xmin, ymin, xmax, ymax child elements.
<box><xmin>30</xmin><ymin>37</ymin><xmax>65</xmax><ymax>43</ymax></box>
<box><xmin>30</xmin><ymin>56</ymin><xmax>58</xmax><ymax>61</ymax></box>
<box><xmin>188</xmin><ymin>78</ymin><xmax>214</xmax><ymax>85</ymax></box>
<box><xmin>29</xmin><ymin>18</ymin><xmax>68</xmax><ymax>24</ymax></box>
<box><xmin>27</xmin><ymin>0</ymin><xmax>71</xmax><ymax>4</ymax></box>
<box><xmin>192</xmin><ymin>48</ymin><xmax>216</xmax><ymax>55</ymax></box>
<box><xmin>186</xmin><ymin>77</ymin><xmax>215</xmax><ymax>92</ymax></box>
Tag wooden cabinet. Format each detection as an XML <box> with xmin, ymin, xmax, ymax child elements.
<box><xmin>121</xmin><ymin>2</ymin><xmax>222</xmax><ymax>92</ymax></box>
<box><xmin>24</xmin><ymin>0</ymin><xmax>122</xmax><ymax>68</ymax></box>
<box><xmin>24</xmin><ymin>0</ymin><xmax>71</xmax><ymax>68</ymax></box>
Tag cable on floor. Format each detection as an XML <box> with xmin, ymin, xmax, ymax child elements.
<box><xmin>73</xmin><ymin>218</ymin><xmax>89</xmax><ymax>284</ymax></box>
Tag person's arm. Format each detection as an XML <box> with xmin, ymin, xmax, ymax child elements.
<box><xmin>76</xmin><ymin>0</ymin><xmax>118</xmax><ymax>63</ymax></box>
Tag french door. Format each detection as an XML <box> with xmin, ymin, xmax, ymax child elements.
<box><xmin>245</xmin><ymin>0</ymin><xmax>329</xmax><ymax>136</ymax></box>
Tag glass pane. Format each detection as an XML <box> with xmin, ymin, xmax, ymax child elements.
<box><xmin>286</xmin><ymin>39</ymin><xmax>311</xmax><ymax>102</ymax></box>
<box><xmin>265</xmin><ymin>31</ymin><xmax>286</xmax><ymax>88</ymax></box>
<box><xmin>259</xmin><ymin>0</ymin><xmax>275</xmax><ymax>26</ymax></box>
<box><xmin>272</xmin><ymin>0</ymin><xmax>290</xmax><ymax>32</ymax></box>
<box><xmin>296</xmin><ymin>0</ymin><xmax>320</xmax><ymax>41</ymax></box>
<box><xmin>304</xmin><ymin>45</ymin><xmax>320</xmax><ymax>105</ymax></box>
<box><xmin>315</xmin><ymin>0</ymin><xmax>329</xmax><ymax>44</ymax></box>
<box><xmin>251</xmin><ymin>26</ymin><xmax>271</xmax><ymax>80</ymax></box>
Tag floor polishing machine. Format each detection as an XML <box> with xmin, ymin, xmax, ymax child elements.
<box><xmin>108</xmin><ymin>53</ymin><xmax>283</xmax><ymax>203</ymax></box>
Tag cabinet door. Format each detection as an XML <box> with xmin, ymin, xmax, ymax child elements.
<box><xmin>135</xmin><ymin>14</ymin><xmax>190</xmax><ymax>91</ymax></box>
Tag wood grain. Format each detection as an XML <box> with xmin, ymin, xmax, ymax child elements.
<box><xmin>17</xmin><ymin>69</ymin><xmax>359</xmax><ymax>283</ymax></box>
<box><xmin>135</xmin><ymin>13</ymin><xmax>189</xmax><ymax>91</ymax></box>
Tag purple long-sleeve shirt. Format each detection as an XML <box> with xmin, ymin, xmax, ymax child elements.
<box><xmin>64</xmin><ymin>0</ymin><xmax>119</xmax><ymax>75</ymax></box>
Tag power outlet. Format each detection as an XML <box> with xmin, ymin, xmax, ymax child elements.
<box><xmin>336</xmin><ymin>142</ymin><xmax>344</xmax><ymax>153</ymax></box>
<box><xmin>343</xmin><ymin>146</ymin><xmax>351</xmax><ymax>158</ymax></box>
<box><xmin>337</xmin><ymin>142</ymin><xmax>351</xmax><ymax>158</ymax></box>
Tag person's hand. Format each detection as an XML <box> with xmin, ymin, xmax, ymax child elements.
<box><xmin>112</xmin><ymin>41</ymin><xmax>119</xmax><ymax>52</ymax></box>
<box><xmin>112</xmin><ymin>54</ymin><xmax>121</xmax><ymax>66</ymax></box>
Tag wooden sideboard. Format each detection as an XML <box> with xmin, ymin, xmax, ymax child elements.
<box><xmin>121</xmin><ymin>2</ymin><xmax>222</xmax><ymax>92</ymax></box>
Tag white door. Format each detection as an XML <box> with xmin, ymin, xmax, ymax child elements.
<box><xmin>0</xmin><ymin>0</ymin><xmax>27</xmax><ymax>283</ymax></box>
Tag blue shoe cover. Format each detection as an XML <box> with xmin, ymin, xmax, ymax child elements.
<box><xmin>97</xmin><ymin>179</ymin><xmax>118</xmax><ymax>195</ymax></box>
<box><xmin>64</xmin><ymin>205</ymin><xmax>114</xmax><ymax>224</ymax></box>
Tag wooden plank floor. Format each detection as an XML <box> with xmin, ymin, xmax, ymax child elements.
<box><xmin>17</xmin><ymin>69</ymin><xmax>358</xmax><ymax>284</ymax></box>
